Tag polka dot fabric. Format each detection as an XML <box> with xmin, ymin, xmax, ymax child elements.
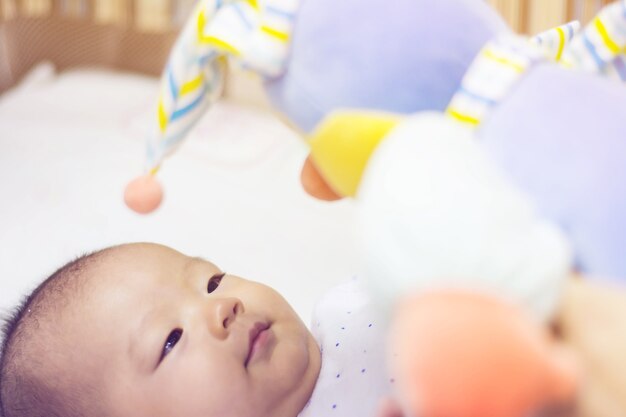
<box><xmin>298</xmin><ymin>277</ymin><xmax>394</xmax><ymax>417</ymax></box>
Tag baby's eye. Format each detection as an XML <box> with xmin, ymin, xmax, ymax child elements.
<box><xmin>160</xmin><ymin>329</ymin><xmax>183</xmax><ymax>362</ymax></box>
<box><xmin>207</xmin><ymin>272</ymin><xmax>225</xmax><ymax>293</ymax></box>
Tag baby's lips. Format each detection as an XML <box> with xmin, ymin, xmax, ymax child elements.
<box><xmin>245</xmin><ymin>321</ymin><xmax>273</xmax><ymax>367</ymax></box>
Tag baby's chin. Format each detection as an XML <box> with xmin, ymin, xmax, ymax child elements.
<box><xmin>247</xmin><ymin>326</ymin><xmax>320</xmax><ymax>416</ymax></box>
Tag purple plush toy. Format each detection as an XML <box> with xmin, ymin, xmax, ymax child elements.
<box><xmin>297</xmin><ymin>1</ymin><xmax>626</xmax><ymax>280</ymax></box>
<box><xmin>265</xmin><ymin>0</ymin><xmax>508</xmax><ymax>132</ymax></box>
<box><xmin>127</xmin><ymin>0</ymin><xmax>626</xmax><ymax>281</ymax></box>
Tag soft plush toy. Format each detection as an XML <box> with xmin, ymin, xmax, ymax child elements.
<box><xmin>377</xmin><ymin>277</ymin><xmax>626</xmax><ymax>417</ymax></box>
<box><xmin>294</xmin><ymin>0</ymin><xmax>626</xmax><ymax>286</ymax></box>
<box><xmin>121</xmin><ymin>1</ymin><xmax>626</xmax><ymax>415</ymax></box>
<box><xmin>300</xmin><ymin>25</ymin><xmax>626</xmax><ymax>400</ymax></box>
<box><xmin>304</xmin><ymin>1</ymin><xmax>626</xmax><ymax>281</ymax></box>
<box><xmin>299</xmin><ymin>110</ymin><xmax>577</xmax><ymax>417</ymax></box>
<box><xmin>388</xmin><ymin>290</ymin><xmax>579</xmax><ymax>417</ymax></box>
<box><xmin>323</xmin><ymin>111</ymin><xmax>572</xmax><ymax>320</ymax></box>
<box><xmin>301</xmin><ymin>54</ymin><xmax>626</xmax><ymax>415</ymax></box>
<box><xmin>124</xmin><ymin>0</ymin><xmax>508</xmax><ymax>213</ymax></box>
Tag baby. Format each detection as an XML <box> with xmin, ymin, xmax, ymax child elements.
<box><xmin>0</xmin><ymin>243</ymin><xmax>392</xmax><ymax>417</ymax></box>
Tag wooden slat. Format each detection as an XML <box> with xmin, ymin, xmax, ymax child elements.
<box><xmin>0</xmin><ymin>22</ymin><xmax>13</xmax><ymax>91</ymax></box>
<box><xmin>526</xmin><ymin>0</ymin><xmax>569</xmax><ymax>34</ymax></box>
<box><xmin>488</xmin><ymin>0</ymin><xmax>606</xmax><ymax>34</ymax></box>
<box><xmin>171</xmin><ymin>0</ymin><xmax>195</xmax><ymax>26</ymax></box>
<box><xmin>0</xmin><ymin>0</ymin><xmax>189</xmax><ymax>29</ymax></box>
<box><xmin>94</xmin><ymin>0</ymin><xmax>126</xmax><ymax>24</ymax></box>
<box><xmin>21</xmin><ymin>0</ymin><xmax>50</xmax><ymax>16</ymax></box>
<box><xmin>488</xmin><ymin>0</ymin><xmax>524</xmax><ymax>32</ymax></box>
<box><xmin>134</xmin><ymin>0</ymin><xmax>171</xmax><ymax>31</ymax></box>
<box><xmin>60</xmin><ymin>0</ymin><xmax>92</xmax><ymax>18</ymax></box>
<box><xmin>580</xmin><ymin>0</ymin><xmax>603</xmax><ymax>23</ymax></box>
<box><xmin>519</xmin><ymin>0</ymin><xmax>530</xmax><ymax>34</ymax></box>
<box><xmin>0</xmin><ymin>15</ymin><xmax>179</xmax><ymax>90</ymax></box>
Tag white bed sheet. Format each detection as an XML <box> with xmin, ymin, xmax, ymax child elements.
<box><xmin>0</xmin><ymin>65</ymin><xmax>359</xmax><ymax>322</ymax></box>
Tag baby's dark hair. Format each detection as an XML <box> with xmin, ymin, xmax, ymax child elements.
<box><xmin>0</xmin><ymin>248</ymin><xmax>112</xmax><ymax>417</ymax></box>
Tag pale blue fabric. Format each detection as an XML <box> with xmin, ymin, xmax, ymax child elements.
<box><xmin>479</xmin><ymin>64</ymin><xmax>626</xmax><ymax>279</ymax></box>
<box><xmin>264</xmin><ymin>0</ymin><xmax>507</xmax><ymax>133</ymax></box>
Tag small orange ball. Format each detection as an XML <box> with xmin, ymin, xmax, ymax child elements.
<box><xmin>124</xmin><ymin>174</ymin><xmax>164</xmax><ymax>214</ymax></box>
<box><xmin>300</xmin><ymin>155</ymin><xmax>343</xmax><ymax>201</ymax></box>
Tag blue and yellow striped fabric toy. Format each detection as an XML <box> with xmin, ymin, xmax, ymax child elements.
<box><xmin>125</xmin><ymin>0</ymin><xmax>625</xmax><ymax>232</ymax></box>
<box><xmin>124</xmin><ymin>0</ymin><xmax>508</xmax><ymax>214</ymax></box>
<box><xmin>149</xmin><ymin>0</ymin><xmax>298</xmax><ymax>172</ymax></box>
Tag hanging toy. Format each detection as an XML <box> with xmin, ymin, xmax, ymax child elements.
<box><xmin>304</xmin><ymin>1</ymin><xmax>626</xmax><ymax>280</ymax></box>
<box><xmin>125</xmin><ymin>0</ymin><xmax>507</xmax><ymax>213</ymax></box>
<box><xmin>308</xmin><ymin>111</ymin><xmax>572</xmax><ymax>320</ymax></box>
<box><xmin>125</xmin><ymin>0</ymin><xmax>297</xmax><ymax>213</ymax></box>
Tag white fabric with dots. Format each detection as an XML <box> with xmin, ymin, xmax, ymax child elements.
<box><xmin>298</xmin><ymin>278</ymin><xmax>394</xmax><ymax>417</ymax></box>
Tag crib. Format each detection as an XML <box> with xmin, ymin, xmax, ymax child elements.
<box><xmin>0</xmin><ymin>0</ymin><xmax>618</xmax><ymax>320</ymax></box>
<box><xmin>0</xmin><ymin>0</ymin><xmax>614</xmax><ymax>94</ymax></box>
<box><xmin>488</xmin><ymin>0</ymin><xmax>616</xmax><ymax>34</ymax></box>
<box><xmin>1</xmin><ymin>4</ymin><xmax>624</xmax><ymax>416</ymax></box>
<box><xmin>0</xmin><ymin>0</ymin><xmax>357</xmax><ymax>319</ymax></box>
<box><xmin>0</xmin><ymin>0</ymin><xmax>192</xmax><ymax>93</ymax></box>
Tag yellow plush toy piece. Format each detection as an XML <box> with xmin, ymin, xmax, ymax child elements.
<box><xmin>307</xmin><ymin>111</ymin><xmax>400</xmax><ymax>198</ymax></box>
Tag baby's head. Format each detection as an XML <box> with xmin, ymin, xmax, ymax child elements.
<box><xmin>0</xmin><ymin>243</ymin><xmax>320</xmax><ymax>417</ymax></box>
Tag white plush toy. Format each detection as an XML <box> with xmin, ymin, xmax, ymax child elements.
<box><xmin>308</xmin><ymin>111</ymin><xmax>572</xmax><ymax>322</ymax></box>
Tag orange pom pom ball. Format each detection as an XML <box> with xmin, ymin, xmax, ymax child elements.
<box><xmin>124</xmin><ymin>174</ymin><xmax>164</xmax><ymax>214</ymax></box>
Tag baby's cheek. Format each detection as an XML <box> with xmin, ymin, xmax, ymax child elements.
<box><xmin>158</xmin><ymin>352</ymin><xmax>247</xmax><ymax>417</ymax></box>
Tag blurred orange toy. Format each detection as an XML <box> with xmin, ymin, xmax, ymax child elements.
<box><xmin>306</xmin><ymin>110</ymin><xmax>576</xmax><ymax>416</ymax></box>
<box><xmin>389</xmin><ymin>291</ymin><xmax>580</xmax><ymax>417</ymax></box>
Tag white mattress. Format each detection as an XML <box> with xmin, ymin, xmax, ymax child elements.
<box><xmin>0</xmin><ymin>64</ymin><xmax>359</xmax><ymax>321</ymax></box>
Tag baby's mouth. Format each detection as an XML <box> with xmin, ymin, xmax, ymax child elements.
<box><xmin>245</xmin><ymin>322</ymin><xmax>271</xmax><ymax>368</ymax></box>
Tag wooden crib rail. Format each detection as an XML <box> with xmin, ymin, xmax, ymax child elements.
<box><xmin>488</xmin><ymin>0</ymin><xmax>615</xmax><ymax>34</ymax></box>
<box><xmin>0</xmin><ymin>0</ymin><xmax>198</xmax><ymax>92</ymax></box>
<box><xmin>0</xmin><ymin>0</ymin><xmax>198</xmax><ymax>30</ymax></box>
<box><xmin>0</xmin><ymin>0</ymin><xmax>616</xmax><ymax>94</ymax></box>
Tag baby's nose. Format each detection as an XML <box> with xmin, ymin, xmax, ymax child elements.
<box><xmin>209</xmin><ymin>297</ymin><xmax>244</xmax><ymax>339</ymax></box>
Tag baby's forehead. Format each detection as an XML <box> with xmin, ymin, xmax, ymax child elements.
<box><xmin>71</xmin><ymin>245</ymin><xmax>224</xmax><ymax>328</ymax></box>
<box><xmin>81</xmin><ymin>245</ymin><xmax>207</xmax><ymax>303</ymax></box>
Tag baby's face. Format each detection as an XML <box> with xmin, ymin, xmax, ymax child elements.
<box><xmin>64</xmin><ymin>243</ymin><xmax>320</xmax><ymax>417</ymax></box>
